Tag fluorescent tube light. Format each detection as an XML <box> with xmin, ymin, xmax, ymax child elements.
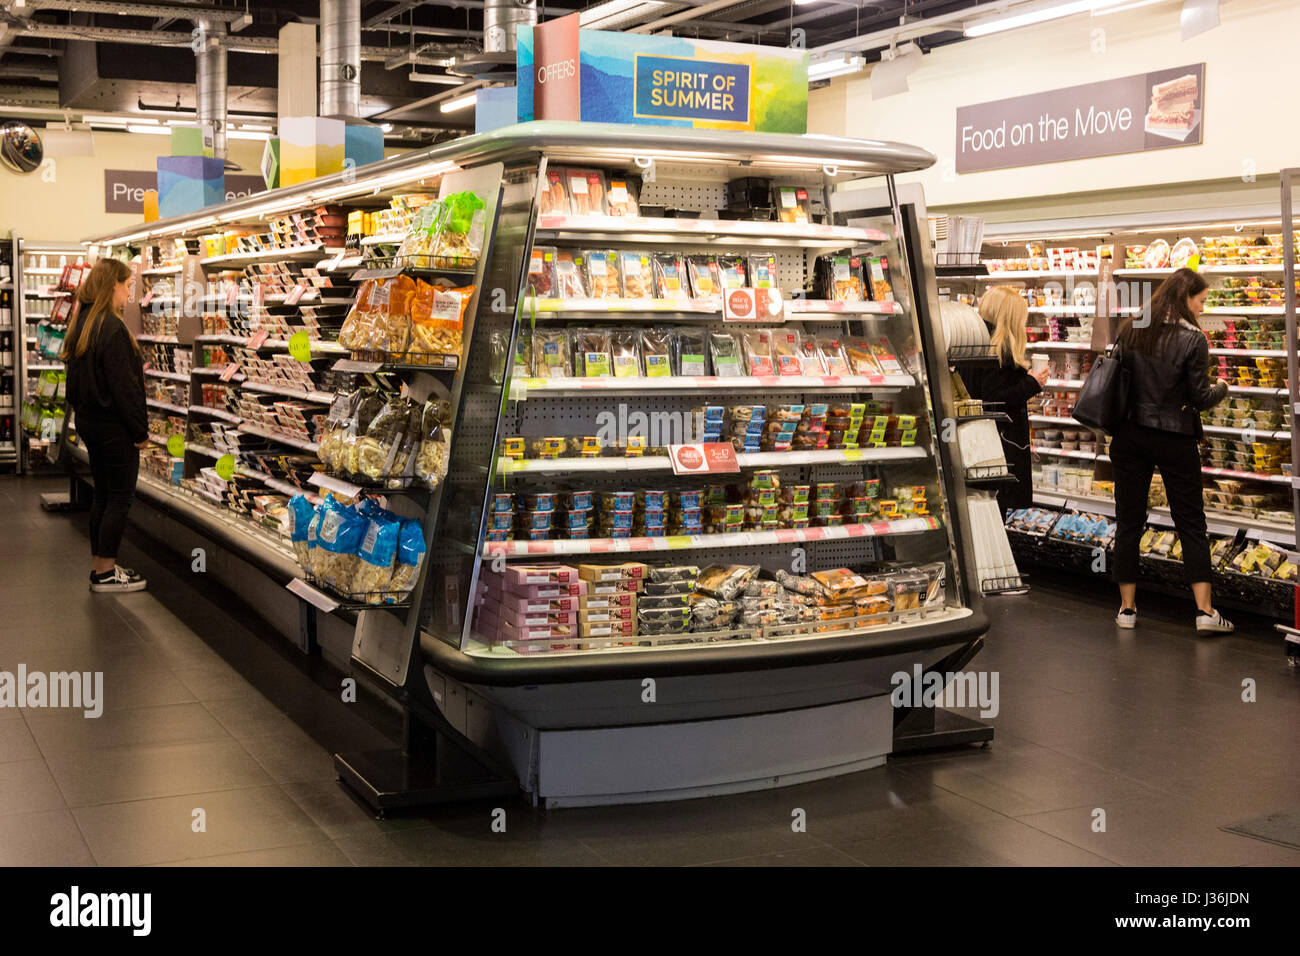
<box><xmin>126</xmin><ymin>125</ymin><xmax>171</xmax><ymax>135</ymax></box>
<box><xmin>579</xmin><ymin>0</ymin><xmax>668</xmax><ymax>27</ymax></box>
<box><xmin>808</xmin><ymin>55</ymin><xmax>865</xmax><ymax>82</ymax></box>
<box><xmin>440</xmin><ymin>92</ymin><xmax>478</xmax><ymax>113</ymax></box>
<box><xmin>965</xmin><ymin>0</ymin><xmax>1132</xmax><ymax>37</ymax></box>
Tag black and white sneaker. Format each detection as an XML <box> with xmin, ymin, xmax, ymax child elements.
<box><xmin>1195</xmin><ymin>610</ymin><xmax>1234</xmax><ymax>634</ymax></box>
<box><xmin>89</xmin><ymin>566</ymin><xmax>147</xmax><ymax>593</ymax></box>
<box><xmin>1116</xmin><ymin>608</ymin><xmax>1137</xmax><ymax>629</ymax></box>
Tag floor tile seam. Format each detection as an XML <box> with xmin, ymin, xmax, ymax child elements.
<box><xmin>63</xmin><ymin>780</ymin><xmax>281</xmax><ymax>812</ymax></box>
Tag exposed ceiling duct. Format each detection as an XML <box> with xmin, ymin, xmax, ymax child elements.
<box><xmin>320</xmin><ymin>0</ymin><xmax>362</xmax><ymax>121</ymax></box>
<box><xmin>483</xmin><ymin>0</ymin><xmax>537</xmax><ymax>54</ymax></box>
<box><xmin>194</xmin><ymin>18</ymin><xmax>227</xmax><ymax>161</ymax></box>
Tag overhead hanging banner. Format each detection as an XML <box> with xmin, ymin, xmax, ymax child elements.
<box><xmin>518</xmin><ymin>23</ymin><xmax>808</xmax><ymax>133</ymax></box>
<box><xmin>105</xmin><ymin>169</ymin><xmax>266</xmax><ymax>214</ymax></box>
<box><xmin>955</xmin><ymin>63</ymin><xmax>1205</xmax><ymax>173</ymax></box>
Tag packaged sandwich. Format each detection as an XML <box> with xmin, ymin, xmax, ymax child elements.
<box><xmin>831</xmin><ymin>256</ymin><xmax>864</xmax><ymax>301</ymax></box>
<box><xmin>696</xmin><ymin>564</ymin><xmax>760</xmax><ymax>601</ymax></box>
<box><xmin>676</xmin><ymin>328</ymin><xmax>710</xmax><ymax>376</ymax></box>
<box><xmin>619</xmin><ymin>251</ymin><xmax>652</xmax><ymax>299</ymax></box>
<box><xmin>584</xmin><ymin>250</ymin><xmax>622</xmax><ymax>299</ymax></box>
<box><xmin>772</xmin><ymin>330</ymin><xmax>804</xmax><ymax>376</ymax></box>
<box><xmin>748</xmin><ymin>254</ymin><xmax>778</xmax><ymax>289</ymax></box>
<box><xmin>640</xmin><ymin>328</ymin><xmax>672</xmax><ymax>378</ymax></box>
<box><xmin>708</xmin><ymin>330</ymin><xmax>742</xmax><ymax>377</ymax></box>
<box><xmin>812</xmin><ymin>568</ymin><xmax>884</xmax><ymax>601</ymax></box>
<box><xmin>865</xmin><ymin>256</ymin><xmax>895</xmax><ymax>302</ymax></box>
<box><xmin>741</xmin><ymin>329</ymin><xmax>775</xmax><ymax>376</ymax></box>
<box><xmin>606</xmin><ymin>176</ymin><xmax>640</xmax><ymax>217</ymax></box>
<box><xmin>610</xmin><ymin>328</ymin><xmax>642</xmax><ymax>378</ymax></box>
<box><xmin>687</xmin><ymin>256</ymin><xmax>723</xmax><ymax>298</ymax></box>
<box><xmin>845</xmin><ymin>340</ymin><xmax>884</xmax><ymax>376</ymax></box>
<box><xmin>652</xmin><ymin>253</ymin><xmax>690</xmax><ymax>301</ymax></box>
<box><xmin>818</xmin><ymin>337</ymin><xmax>852</xmax><ymax>375</ymax></box>
<box><xmin>718</xmin><ymin>256</ymin><xmax>747</xmax><ymax>290</ymax></box>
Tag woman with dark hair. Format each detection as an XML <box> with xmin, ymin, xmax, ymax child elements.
<box><xmin>61</xmin><ymin>258</ymin><xmax>149</xmax><ymax>592</ymax></box>
<box><xmin>1110</xmin><ymin>267</ymin><xmax>1230</xmax><ymax>632</ymax></box>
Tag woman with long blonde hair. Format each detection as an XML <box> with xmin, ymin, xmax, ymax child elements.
<box><xmin>61</xmin><ymin>258</ymin><xmax>149</xmax><ymax>592</ymax></box>
<box><xmin>962</xmin><ymin>285</ymin><xmax>1050</xmax><ymax>511</ymax></box>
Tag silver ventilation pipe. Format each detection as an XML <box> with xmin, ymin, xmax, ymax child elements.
<box><xmin>195</xmin><ymin>18</ymin><xmax>228</xmax><ymax>161</ymax></box>
<box><xmin>320</xmin><ymin>0</ymin><xmax>362</xmax><ymax>120</ymax></box>
<box><xmin>482</xmin><ymin>0</ymin><xmax>537</xmax><ymax>54</ymax></box>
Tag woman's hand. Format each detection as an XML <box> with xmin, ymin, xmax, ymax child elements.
<box><xmin>1032</xmin><ymin>367</ymin><xmax>1050</xmax><ymax>386</ymax></box>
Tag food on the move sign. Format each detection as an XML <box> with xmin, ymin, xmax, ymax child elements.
<box><xmin>955</xmin><ymin>63</ymin><xmax>1204</xmax><ymax>173</ymax></box>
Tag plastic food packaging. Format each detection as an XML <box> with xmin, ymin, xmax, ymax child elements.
<box><xmin>584</xmin><ymin>250</ymin><xmax>622</xmax><ymax>299</ymax></box>
<box><xmin>610</xmin><ymin>328</ymin><xmax>642</xmax><ymax>378</ymax></box>
<box><xmin>639</xmin><ymin>328</ymin><xmax>672</xmax><ymax>378</ymax></box>
<box><xmin>619</xmin><ymin>251</ymin><xmax>652</xmax><ymax>299</ymax></box>
<box><xmin>687</xmin><ymin>256</ymin><xmax>722</xmax><ymax>298</ymax></box>
<box><xmin>387</xmin><ymin>519</ymin><xmax>427</xmax><ymax>597</ymax></box>
<box><xmin>676</xmin><ymin>328</ymin><xmax>710</xmax><ymax>376</ymax></box>
<box><xmin>409</xmin><ymin>280</ymin><xmax>472</xmax><ymax>360</ymax></box>
<box><xmin>531</xmin><ymin>328</ymin><xmax>572</xmax><ymax>378</ymax></box>
<box><xmin>653</xmin><ymin>253</ymin><xmax>690</xmax><ymax>301</ymax></box>
<box><xmin>748</xmin><ymin>254</ymin><xmax>778</xmax><ymax>289</ymax></box>
<box><xmin>741</xmin><ymin>329</ymin><xmax>775</xmax><ymax>376</ymax></box>
<box><xmin>708</xmin><ymin>331</ymin><xmax>742</xmax><ymax>377</ymax></box>
<box><xmin>565</xmin><ymin>168</ymin><xmax>608</xmax><ymax>216</ymax></box>
<box><xmin>812</xmin><ymin>568</ymin><xmax>884</xmax><ymax>601</ymax></box>
<box><xmin>414</xmin><ymin>399</ymin><xmax>452</xmax><ymax>487</ymax></box>
<box><xmin>526</xmin><ymin>247</ymin><xmax>558</xmax><ymax>297</ymax></box>
<box><xmin>717</xmin><ymin>256</ymin><xmax>747</xmax><ymax>290</ymax></box>
<box><xmin>432</xmin><ymin>191</ymin><xmax>485</xmax><ymax>268</ymax></box>
<box><xmin>818</xmin><ymin>337</ymin><xmax>852</xmax><ymax>375</ymax></box>
<box><xmin>605</xmin><ymin>176</ymin><xmax>640</xmax><ymax>217</ymax></box>
<box><xmin>697</xmin><ymin>564</ymin><xmax>760</xmax><ymax>600</ymax></box>
<box><xmin>772</xmin><ymin>330</ymin><xmax>804</xmax><ymax>376</ymax></box>
<box><xmin>540</xmin><ymin>169</ymin><xmax>568</xmax><ymax>215</ymax></box>
<box><xmin>574</xmin><ymin>328</ymin><xmax>613</xmax><ymax>377</ymax></box>
<box><xmin>845</xmin><ymin>340</ymin><xmax>884</xmax><ymax>376</ymax></box>
<box><xmin>554</xmin><ymin>250</ymin><xmax>587</xmax><ymax>299</ymax></box>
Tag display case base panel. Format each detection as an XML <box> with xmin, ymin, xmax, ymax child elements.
<box><xmin>333</xmin><ymin>745</ymin><xmax>518</xmax><ymax>815</ymax></box>
<box><xmin>506</xmin><ymin>695</ymin><xmax>892</xmax><ymax>809</ymax></box>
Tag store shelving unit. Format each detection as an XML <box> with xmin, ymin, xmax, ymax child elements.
<box><xmin>0</xmin><ymin>236</ymin><xmax>17</xmax><ymax>470</ymax></box>
<box><xmin>86</xmin><ymin>121</ymin><xmax>991</xmax><ymax>810</ymax></box>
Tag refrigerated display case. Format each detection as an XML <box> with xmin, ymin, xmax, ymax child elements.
<box><xmin>87</xmin><ymin>122</ymin><xmax>991</xmax><ymax>809</ymax></box>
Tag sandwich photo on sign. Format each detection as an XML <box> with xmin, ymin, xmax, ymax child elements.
<box><xmin>1145</xmin><ymin>71</ymin><xmax>1200</xmax><ymax>143</ymax></box>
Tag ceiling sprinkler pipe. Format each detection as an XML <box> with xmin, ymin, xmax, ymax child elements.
<box><xmin>482</xmin><ymin>0</ymin><xmax>537</xmax><ymax>54</ymax></box>
<box><xmin>195</xmin><ymin>18</ymin><xmax>227</xmax><ymax>160</ymax></box>
<box><xmin>321</xmin><ymin>0</ymin><xmax>362</xmax><ymax>120</ymax></box>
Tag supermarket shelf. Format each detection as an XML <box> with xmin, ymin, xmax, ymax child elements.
<box><xmin>1201</xmin><ymin>466</ymin><xmax>1292</xmax><ymax>486</ymax></box>
<box><xmin>1028</xmin><ymin>341</ymin><xmax>1095</xmax><ymax>351</ymax></box>
<box><xmin>187</xmin><ymin>443</ymin><xmax>222</xmax><ymax>459</ymax></box>
<box><xmin>1209</xmin><ymin>348</ymin><xmax>1288</xmax><ymax>357</ymax></box>
<box><xmin>26</xmin><ymin>362</ymin><xmax>63</xmax><ymax>372</ymax></box>
<box><xmin>24</xmin><ymin>290</ymin><xmax>71</xmax><ymax>299</ymax></box>
<box><xmin>498</xmin><ymin>446</ymin><xmax>928</xmax><ymax>475</ymax></box>
<box><xmin>1032</xmin><ymin>445</ymin><xmax>1109</xmax><ymax>463</ymax></box>
<box><xmin>318</xmin><ymin>254</ymin><xmax>364</xmax><ymax>271</ymax></box>
<box><xmin>199</xmin><ymin>243</ymin><xmax>338</xmax><ymax>267</ymax></box>
<box><xmin>188</xmin><ymin>405</ymin><xmax>241</xmax><ymax>424</ymax></box>
<box><xmin>237</xmin><ymin>464</ymin><xmax>313</xmax><ymax>499</ymax></box>
<box><xmin>1204</xmin><ymin>307</ymin><xmax>1286</xmax><ymax>315</ymax></box>
<box><xmin>508</xmin><ymin>373</ymin><xmax>916</xmax><ymax>397</ymax></box>
<box><xmin>1027</xmin><ymin>306</ymin><xmax>1097</xmax><ymax>315</ymax></box>
<box><xmin>146</xmin><ymin>399</ymin><xmax>187</xmax><ymax>415</ymax></box>
<box><xmin>191</xmin><ymin>367</ymin><xmax>245</xmax><ymax>382</ymax></box>
<box><xmin>240</xmin><ymin>380</ymin><xmax>334</xmax><ymax>404</ymax></box>
<box><xmin>1202</xmin><ymin>423</ymin><xmax>1291</xmax><ymax>440</ymax></box>
<box><xmin>145</xmin><ymin>369</ymin><xmax>190</xmax><ymax>382</ymax></box>
<box><xmin>1031</xmin><ymin>489</ymin><xmax>1295</xmax><ymax>546</ymax></box>
<box><xmin>22</xmin><ymin>268</ymin><xmax>67</xmax><ymax>275</ymax></box>
<box><xmin>978</xmin><ymin>270</ymin><xmax>1098</xmax><ymax>280</ymax></box>
<box><xmin>359</xmin><ymin>233</ymin><xmax>406</xmax><ymax>246</ymax></box>
<box><xmin>1044</xmin><ymin>378</ymin><xmax>1086</xmax><ymax>389</ymax></box>
<box><xmin>1029</xmin><ymin>415</ymin><xmax>1086</xmax><ymax>427</ymax></box>
<box><xmin>784</xmin><ymin>299</ymin><xmax>904</xmax><ymax>316</ymax></box>
<box><xmin>488</xmin><ymin>516</ymin><xmax>942</xmax><ymax>558</ymax></box>
<box><xmin>534</xmin><ymin>214</ymin><xmax>891</xmax><ymax>246</ymax></box>
<box><xmin>238</xmin><ymin>423</ymin><xmax>320</xmax><ymax>453</ymax></box>
<box><xmin>143</xmin><ymin>265</ymin><xmax>183</xmax><ymax>276</ymax></box>
<box><xmin>526</xmin><ymin>297</ymin><xmax>719</xmax><ymax>316</ymax></box>
<box><xmin>136</xmin><ymin>334</ymin><xmax>179</xmax><ymax>344</ymax></box>
<box><xmin>1229</xmin><ymin>385</ymin><xmax>1288</xmax><ymax>397</ymax></box>
<box><xmin>1114</xmin><ymin>265</ymin><xmax>1287</xmax><ymax>276</ymax></box>
<box><xmin>193</xmin><ymin>334</ymin><xmax>248</xmax><ymax>345</ymax></box>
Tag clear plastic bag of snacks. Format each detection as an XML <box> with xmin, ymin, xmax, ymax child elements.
<box><xmin>431</xmin><ymin>191</ymin><xmax>485</xmax><ymax>269</ymax></box>
<box><xmin>415</xmin><ymin>399</ymin><xmax>453</xmax><ymax>488</ymax></box>
<box><xmin>619</xmin><ymin>251</ymin><xmax>652</xmax><ymax>299</ymax></box>
<box><xmin>531</xmin><ymin>328</ymin><xmax>572</xmax><ymax>378</ymax></box>
<box><xmin>555</xmin><ymin>250</ymin><xmax>587</xmax><ymax>298</ymax></box>
<box><xmin>409</xmin><ymin>280</ymin><xmax>473</xmax><ymax>361</ymax></box>
<box><xmin>652</xmin><ymin>253</ymin><xmax>689</xmax><ymax>301</ymax></box>
<box><xmin>584</xmin><ymin>250</ymin><xmax>622</xmax><ymax>299</ymax></box>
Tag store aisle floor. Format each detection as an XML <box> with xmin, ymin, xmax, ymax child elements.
<box><xmin>1</xmin><ymin>476</ymin><xmax>1298</xmax><ymax>867</ymax></box>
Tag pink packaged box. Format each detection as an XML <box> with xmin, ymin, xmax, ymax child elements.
<box><xmin>586</xmin><ymin>579</ymin><xmax>640</xmax><ymax>596</ymax></box>
<box><xmin>494</xmin><ymin>614</ymin><xmax>575</xmax><ymax>641</ymax></box>
<box><xmin>478</xmin><ymin>591</ymin><xmax>581</xmax><ymax>615</ymax></box>
<box><xmin>577</xmin><ymin>606</ymin><xmax>635</xmax><ymax>623</ymax></box>
<box><xmin>498</xmin><ymin>563</ymin><xmax>579</xmax><ymax>587</ymax></box>
<box><xmin>480</xmin><ymin>595</ymin><xmax>577</xmax><ymax>629</ymax></box>
<box><xmin>480</xmin><ymin>576</ymin><xmax>587</xmax><ymax>602</ymax></box>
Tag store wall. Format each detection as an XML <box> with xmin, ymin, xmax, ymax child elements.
<box><xmin>811</xmin><ymin>0</ymin><xmax>1296</xmax><ymax>219</ymax></box>
<box><xmin>0</xmin><ymin>131</ymin><xmax>405</xmax><ymax>243</ymax></box>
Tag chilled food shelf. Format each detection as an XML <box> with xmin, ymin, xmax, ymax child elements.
<box><xmin>240</xmin><ymin>380</ymin><xmax>334</xmax><ymax>404</ymax></box>
<box><xmin>978</xmin><ymin>269</ymin><xmax>1098</xmax><ymax>280</ymax></box>
<box><xmin>1028</xmin><ymin>341</ymin><xmax>1095</xmax><ymax>351</ymax></box>
<box><xmin>23</xmin><ymin>268</ymin><xmax>67</xmax><ymax>276</ymax></box>
<box><xmin>191</xmin><ymin>367</ymin><xmax>245</xmax><ymax>381</ymax></box>
<box><xmin>1027</xmin><ymin>306</ymin><xmax>1099</xmax><ymax>315</ymax></box>
<box><xmin>1203</xmin><ymin>307</ymin><xmax>1287</xmax><ymax>316</ymax></box>
<box><xmin>784</xmin><ymin>299</ymin><xmax>905</xmax><ymax>316</ymax></box>
<box><xmin>1032</xmin><ymin>490</ymin><xmax>1295</xmax><ymax>546</ymax></box>
<box><xmin>137</xmin><ymin>335</ymin><xmax>179</xmax><ymax>344</ymax></box>
<box><xmin>359</xmin><ymin>233</ymin><xmax>406</xmax><ymax>246</ymax></box>
<box><xmin>1202</xmin><ymin>423</ymin><xmax>1291</xmax><ymax>440</ymax></box>
<box><xmin>534</xmin><ymin>214</ymin><xmax>891</xmax><ymax>246</ymax></box>
<box><xmin>1114</xmin><ymin>265</ymin><xmax>1288</xmax><ymax>276</ymax></box>
<box><xmin>26</xmin><ymin>362</ymin><xmax>63</xmax><ymax>372</ymax></box>
<box><xmin>186</xmin><ymin>442</ymin><xmax>222</xmax><ymax>459</ymax></box>
<box><xmin>145</xmin><ymin>369</ymin><xmax>190</xmax><ymax>382</ymax></box>
<box><xmin>237</xmin><ymin>423</ymin><xmax>320</xmax><ymax>453</ymax></box>
<box><xmin>188</xmin><ymin>405</ymin><xmax>241</xmax><ymax>424</ymax></box>
<box><xmin>199</xmin><ymin>243</ymin><xmax>338</xmax><ymax>267</ymax></box>
<box><xmin>521</xmin><ymin>296</ymin><xmax>902</xmax><ymax>320</ymax></box>
<box><xmin>486</xmin><ymin>516</ymin><xmax>942</xmax><ymax>559</ymax></box>
<box><xmin>1209</xmin><ymin>348</ymin><xmax>1288</xmax><ymax>358</ymax></box>
<box><xmin>1029</xmin><ymin>414</ymin><xmax>1085</xmax><ymax>426</ymax></box>
<box><xmin>25</xmin><ymin>290</ymin><xmax>71</xmax><ymax>300</ymax></box>
<box><xmin>146</xmin><ymin>398</ymin><xmax>187</xmax><ymax>415</ymax></box>
<box><xmin>498</xmin><ymin>445</ymin><xmax>929</xmax><ymax>475</ymax></box>
<box><xmin>1201</xmin><ymin>466</ymin><xmax>1292</xmax><ymax>486</ymax></box>
<box><xmin>1032</xmin><ymin>445</ymin><xmax>1109</xmax><ymax>462</ymax></box>
<box><xmin>143</xmin><ymin>265</ymin><xmax>183</xmax><ymax>276</ymax></box>
<box><xmin>1044</xmin><ymin>378</ymin><xmax>1086</xmax><ymax>389</ymax></box>
<box><xmin>1230</xmin><ymin>386</ymin><xmax>1288</xmax><ymax>397</ymax></box>
<box><xmin>508</xmin><ymin>372</ymin><xmax>917</xmax><ymax>398</ymax></box>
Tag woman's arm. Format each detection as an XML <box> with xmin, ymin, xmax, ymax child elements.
<box><xmin>1185</xmin><ymin>334</ymin><xmax>1228</xmax><ymax>411</ymax></box>
<box><xmin>104</xmin><ymin>323</ymin><xmax>149</xmax><ymax>443</ymax></box>
<box><xmin>978</xmin><ymin>366</ymin><xmax>1042</xmax><ymax>407</ymax></box>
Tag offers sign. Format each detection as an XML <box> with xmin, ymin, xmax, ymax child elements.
<box><xmin>532</xmin><ymin>12</ymin><xmax>581</xmax><ymax>122</ymax></box>
<box><xmin>956</xmin><ymin>63</ymin><xmax>1204</xmax><ymax>173</ymax></box>
<box><xmin>668</xmin><ymin>443</ymin><xmax>739</xmax><ymax>476</ymax></box>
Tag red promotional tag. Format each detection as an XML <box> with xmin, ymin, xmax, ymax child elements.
<box><xmin>668</xmin><ymin>443</ymin><xmax>740</xmax><ymax>475</ymax></box>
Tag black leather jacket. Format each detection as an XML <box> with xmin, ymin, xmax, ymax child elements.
<box><xmin>1117</xmin><ymin>320</ymin><xmax>1227</xmax><ymax>438</ymax></box>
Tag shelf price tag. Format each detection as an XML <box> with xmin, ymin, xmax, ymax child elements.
<box><xmin>668</xmin><ymin>443</ymin><xmax>739</xmax><ymax>476</ymax></box>
<box><xmin>288</xmin><ymin>331</ymin><xmax>312</xmax><ymax>364</ymax></box>
<box><xmin>215</xmin><ymin>454</ymin><xmax>236</xmax><ymax>481</ymax></box>
<box><xmin>166</xmin><ymin>434</ymin><xmax>186</xmax><ymax>457</ymax></box>
<box><xmin>286</xmin><ymin>578</ymin><xmax>340</xmax><ymax>613</ymax></box>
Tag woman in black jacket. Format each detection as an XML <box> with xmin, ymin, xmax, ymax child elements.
<box><xmin>61</xmin><ymin>258</ymin><xmax>149</xmax><ymax>593</ymax></box>
<box><xmin>963</xmin><ymin>286</ymin><xmax>1049</xmax><ymax>512</ymax></box>
<box><xmin>1111</xmin><ymin>267</ymin><xmax>1231</xmax><ymax>633</ymax></box>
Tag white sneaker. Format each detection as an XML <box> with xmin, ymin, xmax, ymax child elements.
<box><xmin>1195</xmin><ymin>610</ymin><xmax>1234</xmax><ymax>634</ymax></box>
<box><xmin>1116</xmin><ymin>609</ymin><xmax>1137</xmax><ymax>629</ymax></box>
<box><xmin>90</xmin><ymin>565</ymin><xmax>147</xmax><ymax>593</ymax></box>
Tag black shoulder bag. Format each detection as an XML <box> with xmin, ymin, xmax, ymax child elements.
<box><xmin>1071</xmin><ymin>341</ymin><xmax>1131</xmax><ymax>433</ymax></box>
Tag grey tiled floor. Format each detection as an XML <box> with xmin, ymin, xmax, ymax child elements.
<box><xmin>1</xmin><ymin>475</ymin><xmax>1298</xmax><ymax>866</ymax></box>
